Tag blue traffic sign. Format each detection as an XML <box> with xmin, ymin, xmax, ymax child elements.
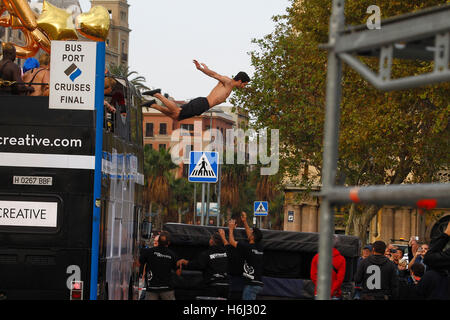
<box><xmin>254</xmin><ymin>201</ymin><xmax>269</xmax><ymax>216</ymax></box>
<box><xmin>188</xmin><ymin>151</ymin><xmax>219</xmax><ymax>183</ymax></box>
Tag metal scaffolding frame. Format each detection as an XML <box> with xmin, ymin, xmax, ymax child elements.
<box><xmin>317</xmin><ymin>1</ymin><xmax>450</xmax><ymax>300</ymax></box>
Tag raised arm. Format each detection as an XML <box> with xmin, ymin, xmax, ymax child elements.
<box><xmin>193</xmin><ymin>59</ymin><xmax>231</xmax><ymax>85</ymax></box>
<box><xmin>218</xmin><ymin>228</ymin><xmax>229</xmax><ymax>246</ymax></box>
<box><xmin>241</xmin><ymin>211</ymin><xmax>252</xmax><ymax>241</ymax></box>
<box><xmin>228</xmin><ymin>219</ymin><xmax>238</xmax><ymax>248</ymax></box>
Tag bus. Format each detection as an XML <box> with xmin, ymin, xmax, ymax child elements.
<box><xmin>0</xmin><ymin>75</ymin><xmax>145</xmax><ymax>300</ymax></box>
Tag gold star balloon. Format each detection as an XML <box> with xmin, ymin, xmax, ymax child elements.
<box><xmin>37</xmin><ymin>0</ymin><xmax>78</xmax><ymax>41</ymax></box>
<box><xmin>76</xmin><ymin>6</ymin><xmax>111</xmax><ymax>42</ymax></box>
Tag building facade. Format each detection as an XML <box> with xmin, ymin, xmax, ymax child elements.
<box><xmin>90</xmin><ymin>0</ymin><xmax>130</xmax><ymax>68</ymax></box>
<box><xmin>142</xmin><ymin>99</ymin><xmax>236</xmax><ymax>178</ymax></box>
<box><xmin>283</xmin><ymin>186</ymin><xmax>450</xmax><ymax>245</ymax></box>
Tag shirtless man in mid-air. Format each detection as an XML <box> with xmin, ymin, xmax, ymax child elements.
<box><xmin>141</xmin><ymin>60</ymin><xmax>250</xmax><ymax>121</ymax></box>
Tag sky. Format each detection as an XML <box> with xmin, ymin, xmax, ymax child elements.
<box><xmin>79</xmin><ymin>0</ymin><xmax>291</xmax><ymax>102</ymax></box>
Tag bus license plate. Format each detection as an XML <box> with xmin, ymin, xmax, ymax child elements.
<box><xmin>13</xmin><ymin>176</ymin><xmax>53</xmax><ymax>186</ymax></box>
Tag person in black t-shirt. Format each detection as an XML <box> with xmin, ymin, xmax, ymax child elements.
<box><xmin>178</xmin><ymin>232</ymin><xmax>230</xmax><ymax>299</ymax></box>
<box><xmin>139</xmin><ymin>231</ymin><xmax>181</xmax><ymax>300</ymax></box>
<box><xmin>225</xmin><ymin>211</ymin><xmax>264</xmax><ymax>300</ymax></box>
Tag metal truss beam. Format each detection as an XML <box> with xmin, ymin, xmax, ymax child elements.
<box><xmin>322</xmin><ymin>183</ymin><xmax>450</xmax><ymax>209</ymax></box>
<box><xmin>335</xmin><ymin>5</ymin><xmax>450</xmax><ymax>55</ymax></box>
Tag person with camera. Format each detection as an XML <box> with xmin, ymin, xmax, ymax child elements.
<box><xmin>408</xmin><ymin>237</ymin><xmax>420</xmax><ymax>262</ymax></box>
<box><xmin>410</xmin><ymin>243</ymin><xmax>429</xmax><ymax>271</ymax></box>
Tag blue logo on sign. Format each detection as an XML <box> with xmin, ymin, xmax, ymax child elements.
<box><xmin>64</xmin><ymin>63</ymin><xmax>82</xmax><ymax>82</ymax></box>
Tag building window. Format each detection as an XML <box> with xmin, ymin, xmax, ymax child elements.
<box><xmin>159</xmin><ymin>144</ymin><xmax>166</xmax><ymax>150</ymax></box>
<box><xmin>145</xmin><ymin>123</ymin><xmax>154</xmax><ymax>137</ymax></box>
<box><xmin>160</xmin><ymin>123</ymin><xmax>167</xmax><ymax>135</ymax></box>
<box><xmin>120</xmin><ymin>11</ymin><xmax>127</xmax><ymax>21</ymax></box>
<box><xmin>181</xmin><ymin>124</ymin><xmax>194</xmax><ymax>135</ymax></box>
<box><xmin>185</xmin><ymin>144</ymin><xmax>193</xmax><ymax>160</ymax></box>
<box><xmin>147</xmin><ymin>144</ymin><xmax>153</xmax><ymax>149</ymax></box>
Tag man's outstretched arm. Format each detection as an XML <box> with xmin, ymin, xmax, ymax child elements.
<box><xmin>218</xmin><ymin>229</ymin><xmax>229</xmax><ymax>246</ymax></box>
<box><xmin>193</xmin><ymin>60</ymin><xmax>231</xmax><ymax>85</ymax></box>
<box><xmin>228</xmin><ymin>219</ymin><xmax>238</xmax><ymax>248</ymax></box>
<box><xmin>241</xmin><ymin>212</ymin><xmax>252</xmax><ymax>241</ymax></box>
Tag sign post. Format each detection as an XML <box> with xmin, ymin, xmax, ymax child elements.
<box><xmin>188</xmin><ymin>151</ymin><xmax>219</xmax><ymax>225</ymax></box>
<box><xmin>89</xmin><ymin>41</ymin><xmax>105</xmax><ymax>300</ymax></box>
<box><xmin>49</xmin><ymin>41</ymin><xmax>98</xmax><ymax>110</ymax></box>
<box><xmin>254</xmin><ymin>201</ymin><xmax>268</xmax><ymax>228</ymax></box>
<box><xmin>50</xmin><ymin>40</ymin><xmax>105</xmax><ymax>300</ymax></box>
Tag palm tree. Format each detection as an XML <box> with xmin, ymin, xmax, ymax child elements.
<box><xmin>220</xmin><ymin>151</ymin><xmax>248</xmax><ymax>223</ymax></box>
<box><xmin>108</xmin><ymin>63</ymin><xmax>150</xmax><ymax>92</ymax></box>
<box><xmin>255</xmin><ymin>170</ymin><xmax>282</xmax><ymax>228</ymax></box>
<box><xmin>143</xmin><ymin>145</ymin><xmax>178</xmax><ymax>230</ymax></box>
<box><xmin>170</xmin><ymin>177</ymin><xmax>194</xmax><ymax>223</ymax></box>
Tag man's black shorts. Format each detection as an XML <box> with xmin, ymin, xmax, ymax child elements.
<box><xmin>178</xmin><ymin>97</ymin><xmax>210</xmax><ymax>121</ymax></box>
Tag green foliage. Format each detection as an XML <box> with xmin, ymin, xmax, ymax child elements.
<box><xmin>232</xmin><ymin>0</ymin><xmax>449</xmax><ymax>186</ymax></box>
<box><xmin>108</xmin><ymin>63</ymin><xmax>150</xmax><ymax>91</ymax></box>
<box><xmin>231</xmin><ymin>0</ymin><xmax>450</xmax><ymax>238</ymax></box>
<box><xmin>143</xmin><ymin>146</ymin><xmax>178</xmax><ymax>228</ymax></box>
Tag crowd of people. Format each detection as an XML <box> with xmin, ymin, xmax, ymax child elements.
<box><xmin>139</xmin><ymin>218</ymin><xmax>450</xmax><ymax>301</ymax></box>
<box><xmin>138</xmin><ymin>211</ymin><xmax>264</xmax><ymax>301</ymax></box>
<box><xmin>1</xmin><ymin>42</ymin><xmax>126</xmax><ymax>133</ymax></box>
<box><xmin>0</xmin><ymin>42</ymin><xmax>50</xmax><ymax>96</ymax></box>
<box><xmin>353</xmin><ymin>224</ymin><xmax>450</xmax><ymax>300</ymax></box>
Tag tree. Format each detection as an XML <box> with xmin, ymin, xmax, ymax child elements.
<box><xmin>170</xmin><ymin>177</ymin><xmax>194</xmax><ymax>223</ymax></box>
<box><xmin>253</xmin><ymin>163</ymin><xmax>283</xmax><ymax>229</ymax></box>
<box><xmin>231</xmin><ymin>0</ymin><xmax>450</xmax><ymax>244</ymax></box>
<box><xmin>220</xmin><ymin>152</ymin><xmax>248</xmax><ymax>223</ymax></box>
<box><xmin>143</xmin><ymin>145</ymin><xmax>178</xmax><ymax>230</ymax></box>
<box><xmin>108</xmin><ymin>63</ymin><xmax>150</xmax><ymax>92</ymax></box>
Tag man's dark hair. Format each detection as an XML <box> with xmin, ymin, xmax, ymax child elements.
<box><xmin>233</xmin><ymin>71</ymin><xmax>250</xmax><ymax>83</ymax></box>
<box><xmin>372</xmin><ymin>240</ymin><xmax>386</xmax><ymax>254</ymax></box>
<box><xmin>410</xmin><ymin>263</ymin><xmax>425</xmax><ymax>277</ymax></box>
<box><xmin>252</xmin><ymin>227</ymin><xmax>263</xmax><ymax>244</ymax></box>
<box><xmin>2</xmin><ymin>43</ymin><xmax>16</xmax><ymax>61</ymax></box>
<box><xmin>210</xmin><ymin>232</ymin><xmax>223</xmax><ymax>247</ymax></box>
<box><xmin>158</xmin><ymin>231</ymin><xmax>170</xmax><ymax>247</ymax></box>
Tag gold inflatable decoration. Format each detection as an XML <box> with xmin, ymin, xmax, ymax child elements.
<box><xmin>76</xmin><ymin>6</ymin><xmax>110</xmax><ymax>42</ymax></box>
<box><xmin>37</xmin><ymin>1</ymin><xmax>78</xmax><ymax>41</ymax></box>
<box><xmin>0</xmin><ymin>0</ymin><xmax>51</xmax><ymax>57</ymax></box>
<box><xmin>0</xmin><ymin>0</ymin><xmax>111</xmax><ymax>58</ymax></box>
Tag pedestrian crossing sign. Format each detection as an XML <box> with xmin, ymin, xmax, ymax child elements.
<box><xmin>188</xmin><ymin>151</ymin><xmax>219</xmax><ymax>183</ymax></box>
<box><xmin>254</xmin><ymin>201</ymin><xmax>268</xmax><ymax>216</ymax></box>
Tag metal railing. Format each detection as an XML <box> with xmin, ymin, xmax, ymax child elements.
<box><xmin>317</xmin><ymin>1</ymin><xmax>450</xmax><ymax>300</ymax></box>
